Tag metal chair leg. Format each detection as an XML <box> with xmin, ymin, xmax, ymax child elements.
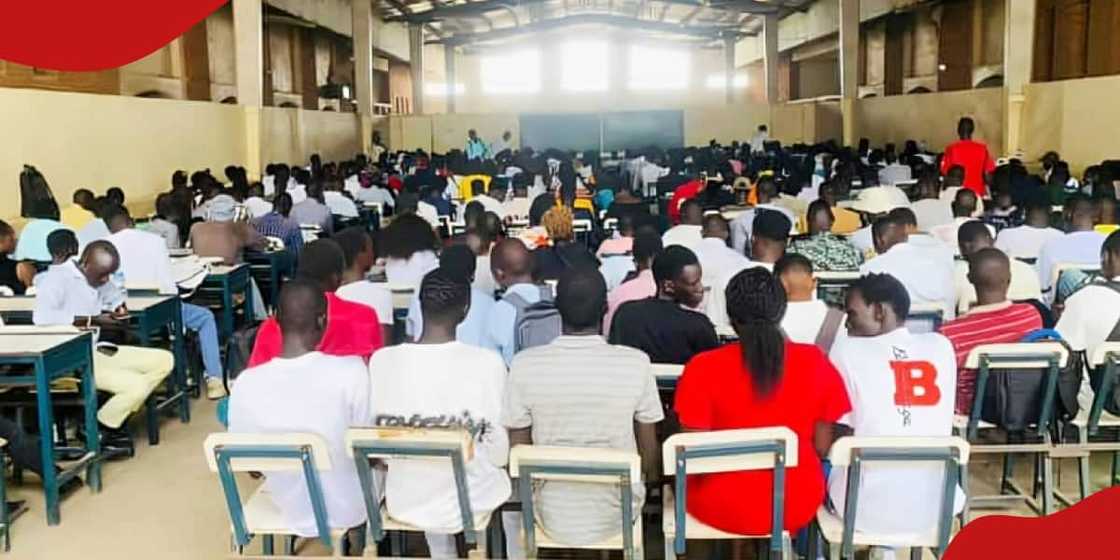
<box><xmin>1042</xmin><ymin>452</ymin><xmax>1055</xmax><ymax>515</ymax></box>
<box><xmin>1078</xmin><ymin>426</ymin><xmax>1091</xmax><ymax>500</ymax></box>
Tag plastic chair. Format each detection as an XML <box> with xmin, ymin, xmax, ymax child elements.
<box><xmin>956</xmin><ymin>342</ymin><xmax>1068</xmax><ymax>517</ymax></box>
<box><xmin>662</xmin><ymin>428</ymin><xmax>797</xmax><ymax>560</ymax></box>
<box><xmin>1068</xmin><ymin>342</ymin><xmax>1120</xmax><ymax>496</ymax></box>
<box><xmin>345</xmin><ymin>427</ymin><xmax>492</xmax><ymax>559</ymax></box>
<box><xmin>509</xmin><ymin>445</ymin><xmax>643</xmax><ymax>559</ymax></box>
<box><xmin>652</xmin><ymin>363</ymin><xmax>684</xmax><ymax>391</ymax></box>
<box><xmin>906</xmin><ymin>302</ymin><xmax>948</xmax><ymax>332</ymax></box>
<box><xmin>810</xmin><ymin>436</ymin><xmax>970</xmax><ymax>560</ymax></box>
<box><xmin>203</xmin><ymin>432</ymin><xmax>352</xmax><ymax>557</ymax></box>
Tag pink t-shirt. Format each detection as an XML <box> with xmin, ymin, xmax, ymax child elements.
<box><xmin>596</xmin><ymin>237</ymin><xmax>634</xmax><ymax>258</ymax></box>
<box><xmin>603</xmin><ymin>269</ymin><xmax>656</xmax><ymax>336</ymax></box>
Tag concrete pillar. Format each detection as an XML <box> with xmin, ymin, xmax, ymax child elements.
<box><xmin>232</xmin><ymin>0</ymin><xmax>263</xmax><ymax>107</ymax></box>
<box><xmin>445</xmin><ymin>44</ymin><xmax>457</xmax><ymax>114</ymax></box>
<box><xmin>408</xmin><ymin>24</ymin><xmax>425</xmax><ymax>115</ymax></box>
<box><xmin>724</xmin><ymin>35</ymin><xmax>736</xmax><ymax>105</ymax></box>
<box><xmin>839</xmin><ymin>0</ymin><xmax>860</xmax><ymax>146</ymax></box>
<box><xmin>353</xmin><ymin>0</ymin><xmax>375</xmax><ymax>117</ymax></box>
<box><xmin>762</xmin><ymin>14</ymin><xmax>780</xmax><ymax>104</ymax></box>
<box><xmin>1003</xmin><ymin>0</ymin><xmax>1036</xmax><ymax>158</ymax></box>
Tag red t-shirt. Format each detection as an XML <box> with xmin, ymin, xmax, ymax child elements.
<box><xmin>674</xmin><ymin>342</ymin><xmax>851</xmax><ymax>535</ymax></box>
<box><xmin>668</xmin><ymin>179</ymin><xmax>703</xmax><ymax>225</ymax></box>
<box><xmin>940</xmin><ymin>139</ymin><xmax>995</xmax><ymax>197</ymax></box>
<box><xmin>247</xmin><ymin>292</ymin><xmax>384</xmax><ymax>368</ymax></box>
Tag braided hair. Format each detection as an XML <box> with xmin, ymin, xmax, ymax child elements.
<box><xmin>725</xmin><ymin>267</ymin><xmax>788</xmax><ymax>397</ymax></box>
<box><xmin>420</xmin><ymin>267</ymin><xmax>470</xmax><ymax>324</ymax></box>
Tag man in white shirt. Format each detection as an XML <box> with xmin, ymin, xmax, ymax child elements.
<box><xmin>707</xmin><ymin>211</ymin><xmax>789</xmax><ymax>333</ymax></box>
<box><xmin>333</xmin><ymin>227</ymin><xmax>395</xmax><ymax>344</ymax></box>
<box><xmin>483</xmin><ymin>239</ymin><xmax>547</xmax><ymax>366</ymax></box>
<box><xmin>1036</xmin><ymin>196</ymin><xmax>1106</xmax><ymax>302</ymax></box>
<box><xmin>749</xmin><ymin>124</ymin><xmax>769</xmax><ymax>153</ymax></box>
<box><xmin>692</xmin><ymin>214</ymin><xmax>750</xmax><ymax>290</ymax></box>
<box><xmin>930</xmin><ymin>189</ymin><xmax>995</xmax><ymax>253</ymax></box>
<box><xmin>103</xmin><ymin>206</ymin><xmax>228</xmax><ymax>398</ymax></box>
<box><xmin>469</xmin><ymin>179</ymin><xmax>503</xmax><ymax>217</ymax></box>
<box><xmin>828</xmin><ymin>273</ymin><xmax>962</xmax><ymax>540</ymax></box>
<box><xmin>354</xmin><ymin>171</ymin><xmax>396</xmax><ymax>210</ymax></box>
<box><xmin>775</xmin><ymin>254</ymin><xmax>845</xmax><ymax>349</ymax></box>
<box><xmin>290</xmin><ymin>183</ymin><xmax>334</xmax><ymax>235</ymax></box>
<box><xmin>368</xmin><ymin>268</ymin><xmax>510</xmax><ymax>558</ymax></box>
<box><xmin>323</xmin><ymin>186</ymin><xmax>359</xmax><ymax>219</ymax></box>
<box><xmin>877</xmin><ymin>152</ymin><xmax>912</xmax><ymax>187</ymax></box>
<box><xmin>955</xmin><ymin>221</ymin><xmax>1041</xmax><ymax>313</ymax></box>
<box><xmin>491</xmin><ymin>130</ymin><xmax>513</xmax><ymax>156</ymax></box>
<box><xmin>861</xmin><ymin>213</ymin><xmax>956</xmax><ymax>321</ymax></box>
<box><xmin>662</xmin><ymin>199</ymin><xmax>704</xmax><ymax>249</ymax></box>
<box><xmin>995</xmin><ymin>200</ymin><xmax>1064</xmax><ymax>260</ymax></box>
<box><xmin>228</xmin><ymin>280</ymin><xmax>371</xmax><ymax>541</ymax></box>
<box><xmin>908</xmin><ymin>175</ymin><xmax>954</xmax><ymax>233</ymax></box>
<box><xmin>406</xmin><ymin>246</ymin><xmax>495</xmax><ymax>348</ymax></box>
<box><xmin>1056</xmin><ymin>230</ymin><xmax>1120</xmax><ymax>410</ymax></box>
<box><xmin>729</xmin><ymin>177</ymin><xmax>797</xmax><ymax>255</ymax></box>
<box><xmin>244</xmin><ymin>183</ymin><xmax>273</xmax><ymax>219</ymax></box>
<box><xmin>33</xmin><ymin>235</ymin><xmax>173</xmax><ymax>437</ymax></box>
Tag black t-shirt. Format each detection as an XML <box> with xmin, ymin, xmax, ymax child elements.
<box><xmin>608</xmin><ymin>297</ymin><xmax>720</xmax><ymax>365</ymax></box>
<box><xmin>0</xmin><ymin>255</ymin><xmax>25</xmax><ymax>295</ymax></box>
<box><xmin>533</xmin><ymin>242</ymin><xmax>600</xmax><ymax>282</ymax></box>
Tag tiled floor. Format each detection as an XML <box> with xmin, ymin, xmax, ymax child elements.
<box><xmin>3</xmin><ymin>399</ymin><xmax>1116</xmax><ymax>559</ymax></box>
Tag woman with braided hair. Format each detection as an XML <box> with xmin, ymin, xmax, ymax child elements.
<box><xmin>673</xmin><ymin>266</ymin><xmax>852</xmax><ymax>537</ymax></box>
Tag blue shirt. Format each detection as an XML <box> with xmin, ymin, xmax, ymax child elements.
<box><xmin>483</xmin><ymin>282</ymin><xmax>543</xmax><ymax>367</ymax></box>
<box><xmin>252</xmin><ymin>212</ymin><xmax>304</xmax><ymax>258</ymax></box>
<box><xmin>15</xmin><ymin>219</ymin><xmax>68</xmax><ymax>262</ymax></box>
<box><xmin>405</xmin><ymin>288</ymin><xmax>495</xmax><ymax>348</ymax></box>
<box><xmin>466</xmin><ymin>138</ymin><xmax>490</xmax><ymax>161</ymax></box>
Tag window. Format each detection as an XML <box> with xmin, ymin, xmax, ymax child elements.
<box><xmin>424</xmin><ymin>83</ymin><xmax>465</xmax><ymax>96</ymax></box>
<box><xmin>705</xmin><ymin>73</ymin><xmax>749</xmax><ymax>90</ymax></box>
<box><xmin>561</xmin><ymin>41</ymin><xmax>608</xmax><ymax>92</ymax></box>
<box><xmin>481</xmin><ymin>49</ymin><xmax>541</xmax><ymax>94</ymax></box>
<box><xmin>628</xmin><ymin>45</ymin><xmax>689</xmax><ymax>90</ymax></box>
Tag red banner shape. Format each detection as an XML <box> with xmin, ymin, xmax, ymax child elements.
<box><xmin>0</xmin><ymin>0</ymin><xmax>229</xmax><ymax>71</ymax></box>
<box><xmin>944</xmin><ymin>486</ymin><xmax>1120</xmax><ymax>558</ymax></box>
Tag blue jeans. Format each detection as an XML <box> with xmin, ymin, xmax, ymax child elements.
<box><xmin>182</xmin><ymin>302</ymin><xmax>222</xmax><ymax>380</ymax></box>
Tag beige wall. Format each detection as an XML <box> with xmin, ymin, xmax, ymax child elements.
<box><xmin>1020</xmin><ymin>75</ymin><xmax>1120</xmax><ymax>173</ymax></box>
<box><xmin>684</xmin><ymin>105</ymin><xmax>771</xmax><ymax>146</ymax></box>
<box><xmin>852</xmin><ymin>88</ymin><xmax>1005</xmax><ymax>155</ymax></box>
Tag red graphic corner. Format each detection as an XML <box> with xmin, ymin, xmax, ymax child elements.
<box><xmin>0</xmin><ymin>1</ymin><xmax>229</xmax><ymax>71</ymax></box>
<box><xmin>945</xmin><ymin>486</ymin><xmax>1120</xmax><ymax>558</ymax></box>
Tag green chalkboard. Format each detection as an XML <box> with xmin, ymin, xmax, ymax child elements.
<box><xmin>519</xmin><ymin>113</ymin><xmax>601</xmax><ymax>153</ymax></box>
<box><xmin>602</xmin><ymin>110</ymin><xmax>683</xmax><ymax>151</ymax></box>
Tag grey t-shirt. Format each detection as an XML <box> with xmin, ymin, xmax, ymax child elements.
<box><xmin>502</xmin><ymin>335</ymin><xmax>663</xmax><ymax>545</ymax></box>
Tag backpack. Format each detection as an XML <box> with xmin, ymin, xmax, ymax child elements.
<box><xmin>979</xmin><ymin>332</ymin><xmax>1082</xmax><ymax>432</ymax></box>
<box><xmin>504</xmin><ymin>285</ymin><xmax>561</xmax><ymax>353</ymax></box>
<box><xmin>1088</xmin><ymin>282</ymin><xmax>1120</xmax><ymax>415</ymax></box>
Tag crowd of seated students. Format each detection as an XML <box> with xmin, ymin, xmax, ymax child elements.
<box><xmin>6</xmin><ymin>117</ymin><xmax>1120</xmax><ymax>558</ymax></box>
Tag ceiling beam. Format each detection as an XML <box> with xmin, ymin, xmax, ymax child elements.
<box><xmin>389</xmin><ymin>0</ymin><xmax>779</xmax><ymax>23</ymax></box>
<box><xmin>433</xmin><ymin>13</ymin><xmax>746</xmax><ymax>45</ymax></box>
<box><xmin>382</xmin><ymin>0</ymin><xmax>448</xmax><ymax>39</ymax></box>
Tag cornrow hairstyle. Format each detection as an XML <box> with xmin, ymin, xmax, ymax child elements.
<box><xmin>420</xmin><ymin>267</ymin><xmax>470</xmax><ymax>323</ymax></box>
<box><xmin>725</xmin><ymin>267</ymin><xmax>787</xmax><ymax>397</ymax></box>
<box><xmin>850</xmin><ymin>272</ymin><xmax>910</xmax><ymax>320</ymax></box>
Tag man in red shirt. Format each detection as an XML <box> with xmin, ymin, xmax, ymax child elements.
<box><xmin>940</xmin><ymin>117</ymin><xmax>995</xmax><ymax>197</ymax></box>
<box><xmin>668</xmin><ymin>178</ymin><xmax>703</xmax><ymax>225</ymax></box>
<box><xmin>248</xmin><ymin>239</ymin><xmax>384</xmax><ymax>367</ymax></box>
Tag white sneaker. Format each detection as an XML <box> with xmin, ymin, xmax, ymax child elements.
<box><xmin>206</xmin><ymin>378</ymin><xmax>228</xmax><ymax>400</ymax></box>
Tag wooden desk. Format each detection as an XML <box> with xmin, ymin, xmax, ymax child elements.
<box><xmin>0</xmin><ymin>330</ymin><xmax>101</xmax><ymax>525</ymax></box>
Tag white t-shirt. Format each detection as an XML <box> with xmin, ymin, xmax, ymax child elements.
<box><xmin>1035</xmin><ymin>230</ymin><xmax>1106</xmax><ymax>295</ymax></box>
<box><xmin>909</xmin><ymin>198</ymin><xmax>954</xmax><ymax>233</ymax></box>
<box><xmin>662</xmin><ymin>224</ymin><xmax>702</xmax><ymax>249</ymax></box>
<box><xmin>368</xmin><ymin>342</ymin><xmax>511</xmax><ymax>533</ymax></box>
<box><xmin>599</xmin><ymin>256</ymin><xmax>636</xmax><ymax>292</ymax></box>
<box><xmin>324</xmin><ymin>191</ymin><xmax>360</xmax><ymax>218</ymax></box>
<box><xmin>228</xmin><ymin>352</ymin><xmax>371</xmax><ymax>537</ymax></box>
<box><xmin>474</xmin><ymin>255</ymin><xmax>497</xmax><ymax>297</ymax></box>
<box><xmin>245</xmin><ymin>196</ymin><xmax>274</xmax><ymax>219</ymax></box>
<box><xmin>781</xmin><ymin>300</ymin><xmax>846</xmax><ymax>344</ymax></box>
<box><xmin>336</xmin><ymin>281</ymin><xmax>394</xmax><ymax>326</ymax></box>
<box><xmin>384</xmin><ymin>251</ymin><xmax>439</xmax><ymax>290</ymax></box>
<box><xmin>930</xmin><ymin>218</ymin><xmax>996</xmax><ymax>254</ymax></box>
<box><xmin>861</xmin><ymin>241</ymin><xmax>957</xmax><ymax>320</ymax></box>
<box><xmin>106</xmin><ymin>228</ymin><xmax>177</xmax><ymax>295</ymax></box>
<box><xmin>706</xmin><ymin>261</ymin><xmax>772</xmax><ymax>333</ymax></box>
<box><xmin>994</xmin><ymin>225</ymin><xmax>1064</xmax><ymax>260</ymax></box>
<box><xmin>827</xmin><ymin>328</ymin><xmax>963</xmax><ymax>536</ymax></box>
<box><xmin>849</xmin><ymin>226</ymin><xmax>874</xmax><ymax>255</ymax></box>
<box><xmin>287</xmin><ymin>183</ymin><xmax>308</xmax><ymax>205</ymax></box>
<box><xmin>692</xmin><ymin>237</ymin><xmax>750</xmax><ymax>289</ymax></box>
<box><xmin>1056</xmin><ymin>277</ymin><xmax>1120</xmax><ymax>409</ymax></box>
<box><xmin>472</xmin><ymin>194</ymin><xmax>505</xmax><ymax>218</ymax></box>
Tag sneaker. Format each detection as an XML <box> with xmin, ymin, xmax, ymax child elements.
<box><xmin>206</xmin><ymin>378</ymin><xmax>228</xmax><ymax>400</ymax></box>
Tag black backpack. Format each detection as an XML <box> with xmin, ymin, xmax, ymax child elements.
<box><xmin>979</xmin><ymin>335</ymin><xmax>1082</xmax><ymax>432</ymax></box>
<box><xmin>1088</xmin><ymin>282</ymin><xmax>1120</xmax><ymax>415</ymax></box>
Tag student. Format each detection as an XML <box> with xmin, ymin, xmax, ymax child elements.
<box><xmin>674</xmin><ymin>267</ymin><xmax>851</xmax><ymax>536</ymax></box>
<box><xmin>995</xmin><ymin>199</ymin><xmax>1064</xmax><ymax>261</ymax></box>
<box><xmin>368</xmin><ymin>268</ymin><xmax>510</xmax><ymax>558</ymax></box>
<box><xmin>105</xmin><ymin>187</ymin><xmax>125</xmax><ymax>207</ymax></box>
<box><xmin>228</xmin><ymin>280</ymin><xmax>370</xmax><ymax>540</ymax></box>
<box><xmin>788</xmin><ymin>199</ymin><xmax>863</xmax><ymax>272</ymax></box>
<box><xmin>776</xmin><ymin>254</ymin><xmax>846</xmax><ymax>348</ymax></box>
<box><xmin>662</xmin><ymin>199</ymin><xmax>704</xmax><ymax>249</ymax></box>
<box><xmin>940</xmin><ymin>117</ymin><xmax>995</xmax><ymax>197</ymax></box>
<box><xmin>877</xmin><ymin>151</ymin><xmax>912</xmax><ymax>187</ymax></box>
<box><xmin>908</xmin><ymin>173</ymin><xmax>954</xmax><ymax>233</ymax></box>
<box><xmin>251</xmin><ymin>192</ymin><xmax>305</xmax><ymax>258</ymax></box>
<box><xmin>504</xmin><ymin>267</ymin><xmax>663</xmax><ymax>545</ymax></box>
<box><xmin>861</xmin><ymin>214</ymin><xmax>956</xmax><ymax>321</ymax></box>
<box><xmin>1036</xmin><ymin>196</ymin><xmax>1106</xmax><ymax>302</ymax></box>
<box><xmin>248</xmin><ymin>239</ymin><xmax>384</xmax><ymax>367</ymax></box>
<box><xmin>954</xmin><ymin>221</ymin><xmax>1042</xmax><ymax>313</ymax></box>
<box><xmin>0</xmin><ymin>220</ymin><xmax>35</xmax><ymax>295</ymax></box>
<box><xmin>33</xmin><ymin>236</ymin><xmax>174</xmax><ymax>441</ymax></box>
<box><xmin>501</xmin><ymin>174</ymin><xmax>532</xmax><ymax>221</ymax></box>
<box><xmin>1056</xmin><ymin>231</ymin><xmax>1120</xmax><ymax>409</ymax></box>
<box><xmin>941</xmin><ymin>248</ymin><xmax>1043</xmax><ymax>415</ymax></box>
<box><xmin>290</xmin><ymin>182</ymin><xmax>334</xmax><ymax>235</ymax></box>
<box><xmin>379</xmin><ymin>214</ymin><xmax>440</xmax><ymax>289</ymax></box>
<box><xmin>533</xmin><ymin>206</ymin><xmax>600</xmax><ymax>282</ymax></box>
<box><xmin>465</xmin><ymin>128</ymin><xmax>490</xmax><ymax>161</ymax></box>
<box><xmin>691</xmin><ymin>214</ymin><xmax>750</xmax><ymax>290</ymax></box>
<box><xmin>491</xmin><ymin>130</ymin><xmax>513</xmax><ymax>157</ymax></box>
<box><xmin>147</xmin><ymin>194</ymin><xmax>182</xmax><ymax>250</ymax></box>
<box><xmin>189</xmin><ymin>195</ymin><xmax>266</xmax><ymax>265</ymax></box>
<box><xmin>464</xmin><ymin>228</ymin><xmax>497</xmax><ymax>296</ymax></box>
<box><xmin>729</xmin><ymin>177</ymin><xmax>796</xmax><ymax>255</ymax></box>
<box><xmin>15</xmin><ymin>198</ymin><xmax>67</xmax><ymax>262</ymax></box>
<box><xmin>471</xmin><ymin>179</ymin><xmax>503</xmax><ymax>217</ymax></box>
<box><xmin>828</xmin><ymin>273</ymin><xmax>962</xmax><ymax>539</ymax></box>
<box><xmin>406</xmin><ymin>245</ymin><xmax>495</xmax><ymax>348</ymax></box>
<box><xmin>930</xmin><ymin>189</ymin><xmax>994</xmax><ymax>252</ymax></box>
<box><xmin>604</xmin><ymin>231</ymin><xmax>662</xmax><ymax>336</ymax></box>
<box><xmin>103</xmin><ymin>206</ymin><xmax>228</xmax><ymax>399</ymax></box>
<box><xmin>60</xmin><ymin>188</ymin><xmax>96</xmax><ymax>230</ymax></box>
<box><xmin>820</xmin><ymin>181</ymin><xmax>863</xmax><ymax>235</ymax></box>
<box><xmin>707</xmin><ymin>211</ymin><xmax>791</xmax><ymax>333</ymax></box>
<box><xmin>610</xmin><ymin>246</ymin><xmax>718</xmax><ymax>364</ymax></box>
<box><xmin>334</xmin><ymin>227</ymin><xmax>394</xmax><ymax>345</ymax></box>
<box><xmin>243</xmin><ymin>183</ymin><xmax>273</xmax><ymax>219</ymax></box>
<box><xmin>323</xmin><ymin>183</ymin><xmax>359</xmax><ymax>219</ymax></box>
<box><xmin>76</xmin><ymin>197</ymin><xmax>113</xmax><ymax>250</ymax></box>
<box><xmin>597</xmin><ymin>214</ymin><xmax>637</xmax><ymax>258</ymax></box>
<box><xmin>354</xmin><ymin>169</ymin><xmax>396</xmax><ymax>209</ymax></box>
<box><xmin>483</xmin><ymin>239</ymin><xmax>545</xmax><ymax>366</ymax></box>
